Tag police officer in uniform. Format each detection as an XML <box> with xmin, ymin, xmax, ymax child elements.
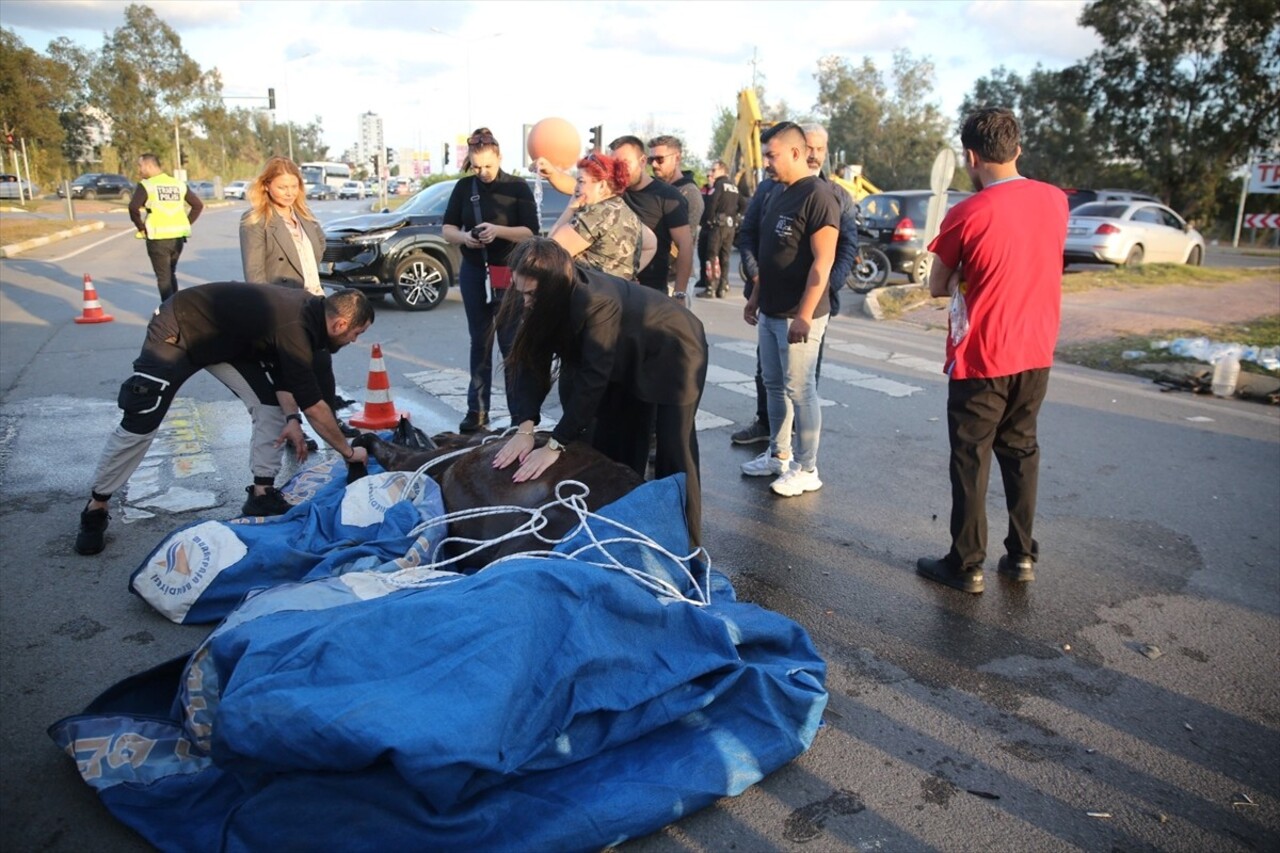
<box><xmin>697</xmin><ymin>160</ymin><xmax>742</xmax><ymax>298</ymax></box>
<box><xmin>128</xmin><ymin>152</ymin><xmax>204</xmax><ymax>302</ymax></box>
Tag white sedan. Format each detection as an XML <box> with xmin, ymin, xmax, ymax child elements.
<box><xmin>1064</xmin><ymin>200</ymin><xmax>1205</xmax><ymax>267</ymax></box>
<box><xmin>223</xmin><ymin>180</ymin><xmax>250</xmax><ymax>200</ymax></box>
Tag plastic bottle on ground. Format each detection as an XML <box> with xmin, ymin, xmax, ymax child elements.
<box><xmin>1211</xmin><ymin>350</ymin><xmax>1241</xmax><ymax>398</ymax></box>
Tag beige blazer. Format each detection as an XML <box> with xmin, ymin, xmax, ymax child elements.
<box><xmin>239</xmin><ymin>209</ymin><xmax>325</xmax><ymax>288</ymax></box>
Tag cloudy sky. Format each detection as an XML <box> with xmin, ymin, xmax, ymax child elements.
<box><xmin>6</xmin><ymin>0</ymin><xmax>1100</xmax><ymax>170</ymax></box>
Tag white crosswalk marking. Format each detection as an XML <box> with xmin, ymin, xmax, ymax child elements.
<box><xmin>714</xmin><ymin>338</ymin><xmax>925</xmax><ymax>397</ymax></box>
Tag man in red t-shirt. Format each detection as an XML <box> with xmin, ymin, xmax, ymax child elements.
<box><xmin>916</xmin><ymin>108</ymin><xmax>1068</xmax><ymax>594</ymax></box>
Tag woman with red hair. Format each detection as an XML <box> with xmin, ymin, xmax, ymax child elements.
<box><xmin>549</xmin><ymin>152</ymin><xmax>655</xmax><ymax>279</ymax></box>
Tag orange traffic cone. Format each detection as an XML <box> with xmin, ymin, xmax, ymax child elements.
<box><xmin>74</xmin><ymin>274</ymin><xmax>114</xmax><ymax>324</ymax></box>
<box><xmin>348</xmin><ymin>343</ymin><xmax>404</xmax><ymax>430</ymax></box>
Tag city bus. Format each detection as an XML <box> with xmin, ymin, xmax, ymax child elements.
<box><xmin>300</xmin><ymin>161</ymin><xmax>352</xmax><ymax>199</ymax></box>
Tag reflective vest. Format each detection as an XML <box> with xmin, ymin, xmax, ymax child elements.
<box><xmin>141</xmin><ymin>174</ymin><xmax>192</xmax><ymax>239</ymax></box>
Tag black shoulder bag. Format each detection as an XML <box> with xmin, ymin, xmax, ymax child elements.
<box><xmin>469</xmin><ymin>177</ymin><xmax>513</xmax><ymax>304</ymax></box>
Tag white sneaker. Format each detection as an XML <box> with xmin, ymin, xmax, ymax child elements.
<box><xmin>770</xmin><ymin>463</ymin><xmax>822</xmax><ymax>496</ymax></box>
<box><xmin>741</xmin><ymin>450</ymin><xmax>788</xmax><ymax>477</ymax></box>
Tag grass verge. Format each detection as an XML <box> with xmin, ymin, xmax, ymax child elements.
<box><xmin>876</xmin><ymin>286</ymin><xmax>936</xmax><ymax>320</ymax></box>
<box><xmin>1056</xmin><ymin>314</ymin><xmax>1280</xmax><ymax>378</ymax></box>
<box><xmin>1061</xmin><ymin>264</ymin><xmax>1262</xmax><ymax>292</ymax></box>
<box><xmin>0</xmin><ymin>218</ymin><xmax>97</xmax><ymax>244</ymax></box>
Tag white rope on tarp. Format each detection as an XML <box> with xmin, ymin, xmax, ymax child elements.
<box><xmin>387</xmin><ymin>476</ymin><xmax>710</xmax><ymax>607</ymax></box>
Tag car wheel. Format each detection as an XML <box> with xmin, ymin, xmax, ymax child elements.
<box><xmin>909</xmin><ymin>252</ymin><xmax>933</xmax><ymax>284</ymax></box>
<box><xmin>1123</xmin><ymin>245</ymin><xmax>1144</xmax><ymax>267</ymax></box>
<box><xmin>1185</xmin><ymin>245</ymin><xmax>1203</xmax><ymax>266</ymax></box>
<box><xmin>82</xmin><ymin>189</ymin><xmax>97</xmax><ymax>200</ymax></box>
<box><xmin>117</xmin><ymin>188</ymin><xmax>130</xmax><ymax>200</ymax></box>
<box><xmin>390</xmin><ymin>254</ymin><xmax>449</xmax><ymax>311</ymax></box>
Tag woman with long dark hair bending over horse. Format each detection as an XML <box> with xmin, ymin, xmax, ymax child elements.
<box><xmin>492</xmin><ymin>238</ymin><xmax>708</xmax><ymax>549</ymax></box>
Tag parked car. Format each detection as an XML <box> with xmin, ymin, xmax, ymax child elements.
<box><xmin>223</xmin><ymin>180</ymin><xmax>250</xmax><ymax>200</ymax></box>
<box><xmin>189</xmin><ymin>180</ymin><xmax>216</xmax><ymax>200</ymax></box>
<box><xmin>1062</xmin><ymin>187</ymin><xmax>1161</xmax><ymax>210</ymax></box>
<box><xmin>319</xmin><ymin>178</ymin><xmax>571</xmax><ymax>311</ymax></box>
<box><xmin>858</xmin><ymin>189</ymin><xmax>972</xmax><ymax>283</ymax></box>
<box><xmin>337</xmin><ymin>180</ymin><xmax>365</xmax><ymax>200</ymax></box>
<box><xmin>306</xmin><ymin>183</ymin><xmax>336</xmax><ymax>201</ymax></box>
<box><xmin>0</xmin><ymin>174</ymin><xmax>39</xmax><ymax>200</ymax></box>
<box><xmin>1064</xmin><ymin>200</ymin><xmax>1205</xmax><ymax>267</ymax></box>
<box><xmin>57</xmin><ymin>173</ymin><xmax>134</xmax><ymax>200</ymax></box>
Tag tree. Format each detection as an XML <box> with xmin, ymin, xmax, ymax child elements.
<box><xmin>0</xmin><ymin>28</ymin><xmax>66</xmax><ymax>176</ymax></box>
<box><xmin>812</xmin><ymin>51</ymin><xmax>949</xmax><ymax>189</ymax></box>
<box><xmin>45</xmin><ymin>37</ymin><xmax>97</xmax><ymax>170</ymax></box>
<box><xmin>90</xmin><ymin>4</ymin><xmax>206</xmax><ymax>167</ymax></box>
<box><xmin>707</xmin><ymin>104</ymin><xmax>734</xmax><ymax>162</ymax></box>
<box><xmin>1079</xmin><ymin>0</ymin><xmax>1280</xmax><ymax>221</ymax></box>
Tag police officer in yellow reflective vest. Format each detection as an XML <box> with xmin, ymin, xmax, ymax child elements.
<box><xmin>127</xmin><ymin>153</ymin><xmax>204</xmax><ymax>301</ymax></box>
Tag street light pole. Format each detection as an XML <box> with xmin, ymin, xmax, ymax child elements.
<box><xmin>282</xmin><ymin>49</ymin><xmax>317</xmax><ymax>162</ymax></box>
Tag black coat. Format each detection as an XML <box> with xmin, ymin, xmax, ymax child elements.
<box><xmin>510</xmin><ymin>266</ymin><xmax>708</xmax><ymax>443</ymax></box>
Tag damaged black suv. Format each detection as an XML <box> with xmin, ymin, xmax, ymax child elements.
<box><xmin>319</xmin><ymin>178</ymin><xmax>571</xmax><ymax>311</ymax></box>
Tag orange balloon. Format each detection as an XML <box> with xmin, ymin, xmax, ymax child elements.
<box><xmin>527</xmin><ymin>117</ymin><xmax>582</xmax><ymax>171</ymax></box>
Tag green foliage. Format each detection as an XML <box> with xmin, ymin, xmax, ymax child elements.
<box><xmin>0</xmin><ymin>4</ymin><xmax>333</xmax><ymax>186</ymax></box>
<box><xmin>707</xmin><ymin>105</ymin><xmax>735</xmax><ymax>162</ymax></box>
<box><xmin>812</xmin><ymin>51</ymin><xmax>951</xmax><ymax>189</ymax></box>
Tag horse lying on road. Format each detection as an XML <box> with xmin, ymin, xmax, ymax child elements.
<box><xmin>351</xmin><ymin>431</ymin><xmax>645</xmax><ymax>570</ymax></box>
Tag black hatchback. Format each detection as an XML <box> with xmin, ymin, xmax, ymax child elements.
<box><xmin>319</xmin><ymin>178</ymin><xmax>570</xmax><ymax>311</ymax></box>
<box><xmin>859</xmin><ymin>190</ymin><xmax>971</xmax><ymax>283</ymax></box>
<box><xmin>57</xmin><ymin>173</ymin><xmax>134</xmax><ymax>200</ymax></box>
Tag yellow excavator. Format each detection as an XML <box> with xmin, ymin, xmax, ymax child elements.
<box><xmin>720</xmin><ymin>88</ymin><xmax>880</xmax><ymax>200</ymax></box>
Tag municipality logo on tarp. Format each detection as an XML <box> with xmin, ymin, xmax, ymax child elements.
<box><xmin>137</xmin><ymin>522</ymin><xmax>248</xmax><ymax>617</ymax></box>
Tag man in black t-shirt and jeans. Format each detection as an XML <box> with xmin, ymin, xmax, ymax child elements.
<box><xmin>740</xmin><ymin>122</ymin><xmax>840</xmax><ymax>498</ymax></box>
<box><xmin>74</xmin><ymin>283</ymin><xmax>375</xmax><ymax>556</ymax></box>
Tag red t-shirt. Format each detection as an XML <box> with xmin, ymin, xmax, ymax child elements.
<box><xmin>928</xmin><ymin>178</ymin><xmax>1068</xmax><ymax>379</ymax></box>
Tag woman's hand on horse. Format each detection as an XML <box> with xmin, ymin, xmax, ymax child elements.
<box><xmin>493</xmin><ymin>432</ymin><xmax>534</xmax><ymax>470</ymax></box>
<box><xmin>512</xmin><ymin>446</ymin><xmax>559</xmax><ymax>483</ymax></box>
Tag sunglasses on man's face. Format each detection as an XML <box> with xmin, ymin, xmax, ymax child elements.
<box><xmin>647</xmin><ymin>154</ymin><xmax>672</xmax><ymax>165</ymax></box>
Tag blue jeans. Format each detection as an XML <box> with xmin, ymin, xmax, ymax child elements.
<box><xmin>459</xmin><ymin>260</ymin><xmax>518</xmax><ymax>416</ymax></box>
<box><xmin>758</xmin><ymin>313</ymin><xmax>828</xmax><ymax>470</ymax></box>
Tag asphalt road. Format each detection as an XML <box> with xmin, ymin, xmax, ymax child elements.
<box><xmin>1</xmin><ymin>199</ymin><xmax>1277</xmax><ymax>852</ymax></box>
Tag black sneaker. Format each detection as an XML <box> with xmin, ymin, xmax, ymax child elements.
<box><xmin>458</xmin><ymin>411</ymin><xmax>489</xmax><ymax>433</ymax></box>
<box><xmin>333</xmin><ymin>396</ymin><xmax>358</xmax><ymax>410</ymax></box>
<box><xmin>916</xmin><ymin>556</ymin><xmax>984</xmax><ymax>594</ymax></box>
<box><xmin>730</xmin><ymin>419</ymin><xmax>770</xmax><ymax>446</ymax></box>
<box><xmin>695</xmin><ymin>289</ymin><xmax>715</xmax><ymax>299</ymax></box>
<box><xmin>338</xmin><ymin>420</ymin><xmax>361</xmax><ymax>438</ymax></box>
<box><xmin>75</xmin><ymin>504</ymin><xmax>110</xmax><ymax>555</ymax></box>
<box><xmin>998</xmin><ymin>554</ymin><xmax>1035</xmax><ymax>582</ymax></box>
<box><xmin>241</xmin><ymin>486</ymin><xmax>292</xmax><ymax>517</ymax></box>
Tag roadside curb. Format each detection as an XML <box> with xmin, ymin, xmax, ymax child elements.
<box><xmin>0</xmin><ymin>221</ymin><xmax>106</xmax><ymax>259</ymax></box>
<box><xmin>862</xmin><ymin>283</ymin><xmax>924</xmax><ymax>321</ymax></box>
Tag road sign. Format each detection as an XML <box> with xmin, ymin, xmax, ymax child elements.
<box><xmin>923</xmin><ymin>149</ymin><xmax>957</xmax><ymax>247</ymax></box>
<box><xmin>1247</xmin><ymin>162</ymin><xmax>1280</xmax><ymax>194</ymax></box>
<box><xmin>1243</xmin><ymin>213</ymin><xmax>1280</xmax><ymax>229</ymax></box>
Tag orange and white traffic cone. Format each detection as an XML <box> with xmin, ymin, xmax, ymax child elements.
<box><xmin>74</xmin><ymin>274</ymin><xmax>114</xmax><ymax>324</ymax></box>
<box><xmin>348</xmin><ymin>343</ymin><xmax>404</xmax><ymax>430</ymax></box>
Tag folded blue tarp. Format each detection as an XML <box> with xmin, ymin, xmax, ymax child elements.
<box><xmin>52</xmin><ymin>475</ymin><xmax>828</xmax><ymax>852</ymax></box>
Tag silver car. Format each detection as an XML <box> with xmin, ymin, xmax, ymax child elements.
<box><xmin>1064</xmin><ymin>200</ymin><xmax>1205</xmax><ymax>267</ymax></box>
<box><xmin>223</xmin><ymin>180</ymin><xmax>250</xmax><ymax>200</ymax></box>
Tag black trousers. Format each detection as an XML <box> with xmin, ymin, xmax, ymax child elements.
<box><xmin>706</xmin><ymin>225</ymin><xmax>735</xmax><ymax>293</ymax></box>
<box><xmin>946</xmin><ymin>368</ymin><xmax>1050</xmax><ymax>570</ymax></box>
<box><xmin>145</xmin><ymin>237</ymin><xmax>185</xmax><ymax>302</ymax></box>
<box><xmin>590</xmin><ymin>382</ymin><xmax>703</xmax><ymax>550</ymax></box>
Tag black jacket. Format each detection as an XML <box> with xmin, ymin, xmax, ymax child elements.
<box><xmin>509</xmin><ymin>267</ymin><xmax>708</xmax><ymax>443</ymax></box>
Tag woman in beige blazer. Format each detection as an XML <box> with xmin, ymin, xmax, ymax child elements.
<box><xmin>239</xmin><ymin>157</ymin><xmax>326</xmax><ymax>293</ymax></box>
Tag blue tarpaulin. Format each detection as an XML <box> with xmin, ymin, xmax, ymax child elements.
<box><xmin>51</xmin><ymin>470</ymin><xmax>828</xmax><ymax>852</ymax></box>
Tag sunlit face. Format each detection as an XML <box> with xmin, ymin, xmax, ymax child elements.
<box><xmin>610</xmin><ymin>145</ymin><xmax>646</xmax><ymax>189</ymax></box>
<box><xmin>647</xmin><ymin>144</ymin><xmax>680</xmax><ymax>183</ymax></box>
<box><xmin>513</xmin><ymin>273</ymin><xmax>537</xmax><ymax>309</ymax></box>
<box><xmin>805</xmin><ymin>130</ymin><xmax>828</xmax><ymax>176</ymax></box>
<box><xmin>267</xmin><ymin>173</ymin><xmax>300</xmax><ymax>209</ymax></box>
<box><xmin>470</xmin><ymin>149</ymin><xmax>501</xmax><ymax>183</ymax></box>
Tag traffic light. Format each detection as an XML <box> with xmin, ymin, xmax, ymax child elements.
<box><xmin>268</xmin><ymin>88</ymin><xmax>276</xmax><ymax>110</ymax></box>
<box><xmin>443</xmin><ymin>143</ymin><xmax>450</xmax><ymax>167</ymax></box>
<box><xmin>180</xmin><ymin>151</ymin><xmax>189</xmax><ymax>167</ymax></box>
<box><xmin>589</xmin><ymin>125</ymin><xmax>602</xmax><ymax>153</ymax></box>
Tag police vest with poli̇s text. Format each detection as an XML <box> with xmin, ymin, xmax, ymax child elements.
<box><xmin>140</xmin><ymin>174</ymin><xmax>192</xmax><ymax>240</ymax></box>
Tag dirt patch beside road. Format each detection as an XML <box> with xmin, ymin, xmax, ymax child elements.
<box><xmin>897</xmin><ymin>275</ymin><xmax>1279</xmax><ymax>345</ymax></box>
